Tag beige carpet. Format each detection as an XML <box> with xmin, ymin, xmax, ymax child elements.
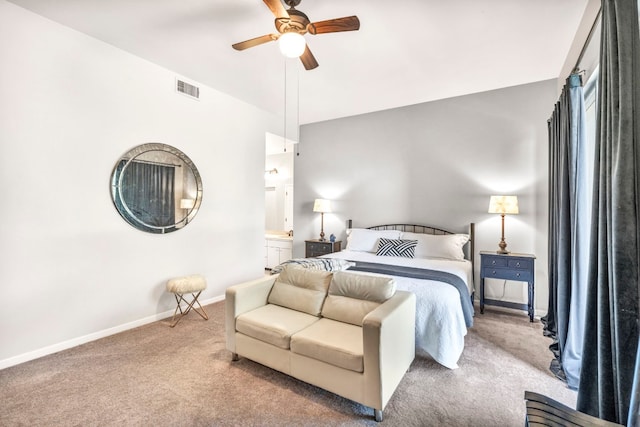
<box><xmin>0</xmin><ymin>301</ymin><xmax>576</xmax><ymax>426</ymax></box>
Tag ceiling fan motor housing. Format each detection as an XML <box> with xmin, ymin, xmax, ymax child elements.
<box><xmin>275</xmin><ymin>8</ymin><xmax>310</xmax><ymax>34</ymax></box>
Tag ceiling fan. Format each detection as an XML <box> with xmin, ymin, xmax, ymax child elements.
<box><xmin>232</xmin><ymin>0</ymin><xmax>360</xmax><ymax>70</ymax></box>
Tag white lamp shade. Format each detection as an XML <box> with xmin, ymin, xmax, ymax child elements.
<box><xmin>279</xmin><ymin>32</ymin><xmax>306</xmax><ymax>58</ymax></box>
<box><xmin>488</xmin><ymin>195</ymin><xmax>519</xmax><ymax>214</ymax></box>
<box><xmin>180</xmin><ymin>198</ymin><xmax>195</xmax><ymax>210</ymax></box>
<box><xmin>313</xmin><ymin>199</ymin><xmax>332</xmax><ymax>213</ymax></box>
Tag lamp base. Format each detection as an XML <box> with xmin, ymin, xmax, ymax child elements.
<box><xmin>496</xmin><ymin>239</ymin><xmax>510</xmax><ymax>254</ymax></box>
<box><xmin>496</xmin><ymin>249</ymin><xmax>510</xmax><ymax>254</ymax></box>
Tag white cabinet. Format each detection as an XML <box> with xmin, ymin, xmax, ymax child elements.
<box><xmin>265</xmin><ymin>238</ymin><xmax>293</xmax><ymax>269</ymax></box>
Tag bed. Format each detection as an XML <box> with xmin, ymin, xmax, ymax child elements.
<box><xmin>323</xmin><ymin>222</ymin><xmax>475</xmax><ymax>370</ymax></box>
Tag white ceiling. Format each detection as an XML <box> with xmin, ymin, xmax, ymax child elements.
<box><xmin>8</xmin><ymin>0</ymin><xmax>588</xmax><ymax>124</ymax></box>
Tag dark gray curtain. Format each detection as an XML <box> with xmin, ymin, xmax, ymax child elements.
<box><xmin>544</xmin><ymin>74</ymin><xmax>590</xmax><ymax>390</ymax></box>
<box><xmin>576</xmin><ymin>0</ymin><xmax>640</xmax><ymax>424</ymax></box>
<box><xmin>116</xmin><ymin>160</ymin><xmax>176</xmax><ymax>230</ymax></box>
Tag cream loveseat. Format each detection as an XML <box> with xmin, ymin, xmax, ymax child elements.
<box><xmin>225</xmin><ymin>266</ymin><xmax>416</xmax><ymax>422</ymax></box>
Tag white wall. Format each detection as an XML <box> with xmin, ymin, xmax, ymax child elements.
<box><xmin>294</xmin><ymin>80</ymin><xmax>556</xmax><ymax>316</ymax></box>
<box><xmin>0</xmin><ymin>1</ymin><xmax>279</xmax><ymax>368</ymax></box>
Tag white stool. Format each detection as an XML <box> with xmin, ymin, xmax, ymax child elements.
<box><xmin>166</xmin><ymin>275</ymin><xmax>209</xmax><ymax>327</ymax></box>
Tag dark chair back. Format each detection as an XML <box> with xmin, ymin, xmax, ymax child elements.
<box><xmin>524</xmin><ymin>391</ymin><xmax>623</xmax><ymax>426</ymax></box>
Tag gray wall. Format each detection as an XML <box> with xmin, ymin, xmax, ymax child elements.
<box><xmin>294</xmin><ymin>79</ymin><xmax>556</xmax><ymax>314</ymax></box>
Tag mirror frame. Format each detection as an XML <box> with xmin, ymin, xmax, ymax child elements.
<box><xmin>110</xmin><ymin>143</ymin><xmax>203</xmax><ymax>234</ymax></box>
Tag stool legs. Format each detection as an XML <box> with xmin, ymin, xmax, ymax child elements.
<box><xmin>170</xmin><ymin>290</ymin><xmax>209</xmax><ymax>327</ymax></box>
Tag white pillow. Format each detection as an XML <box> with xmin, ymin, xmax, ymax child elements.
<box><xmin>401</xmin><ymin>232</ymin><xmax>469</xmax><ymax>260</ymax></box>
<box><xmin>346</xmin><ymin>228</ymin><xmax>402</xmax><ymax>252</ymax></box>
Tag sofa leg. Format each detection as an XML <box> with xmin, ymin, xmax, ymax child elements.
<box><xmin>231</xmin><ymin>352</ymin><xmax>239</xmax><ymax>362</ymax></box>
<box><xmin>374</xmin><ymin>409</ymin><xmax>383</xmax><ymax>422</ymax></box>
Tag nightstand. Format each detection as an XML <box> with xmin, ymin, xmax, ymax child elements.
<box><xmin>480</xmin><ymin>251</ymin><xmax>536</xmax><ymax>322</ymax></box>
<box><xmin>305</xmin><ymin>240</ymin><xmax>342</xmax><ymax>257</ymax></box>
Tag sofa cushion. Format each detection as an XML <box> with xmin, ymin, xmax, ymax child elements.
<box><xmin>290</xmin><ymin>318</ymin><xmax>364</xmax><ymax>373</ymax></box>
<box><xmin>321</xmin><ymin>271</ymin><xmax>396</xmax><ymax>326</ymax></box>
<box><xmin>236</xmin><ymin>304</ymin><xmax>320</xmax><ymax>349</ymax></box>
<box><xmin>268</xmin><ymin>267</ymin><xmax>332</xmax><ymax>316</ymax></box>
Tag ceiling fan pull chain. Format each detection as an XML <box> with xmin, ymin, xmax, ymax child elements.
<box><xmin>284</xmin><ymin>57</ymin><xmax>288</xmax><ymax>152</ymax></box>
<box><xmin>296</xmin><ymin>64</ymin><xmax>300</xmax><ymax>156</ymax></box>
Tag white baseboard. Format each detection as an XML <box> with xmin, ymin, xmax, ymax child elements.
<box><xmin>0</xmin><ymin>294</ymin><xmax>225</xmax><ymax>371</ymax></box>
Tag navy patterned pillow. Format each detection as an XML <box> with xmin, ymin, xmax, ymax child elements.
<box><xmin>376</xmin><ymin>238</ymin><xmax>418</xmax><ymax>258</ymax></box>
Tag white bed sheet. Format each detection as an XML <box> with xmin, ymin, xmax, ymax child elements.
<box><xmin>322</xmin><ymin>250</ymin><xmax>473</xmax><ymax>369</ymax></box>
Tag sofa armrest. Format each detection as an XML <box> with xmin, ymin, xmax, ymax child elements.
<box><xmin>362</xmin><ymin>290</ymin><xmax>416</xmax><ymax>410</ymax></box>
<box><xmin>225</xmin><ymin>274</ymin><xmax>278</xmax><ymax>353</ymax></box>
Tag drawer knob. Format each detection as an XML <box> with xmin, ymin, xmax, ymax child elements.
<box><xmin>516</xmin><ymin>273</ymin><xmax>521</xmax><ymax>277</ymax></box>
<box><xmin>492</xmin><ymin>270</ymin><xmax>496</xmax><ymax>274</ymax></box>
<box><xmin>492</xmin><ymin>260</ymin><xmax>496</xmax><ymax>265</ymax></box>
<box><xmin>516</xmin><ymin>262</ymin><xmax>521</xmax><ymax>267</ymax></box>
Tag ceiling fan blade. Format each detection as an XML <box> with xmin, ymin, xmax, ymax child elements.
<box><xmin>262</xmin><ymin>0</ymin><xmax>289</xmax><ymax>19</ymax></box>
<box><xmin>232</xmin><ymin>34</ymin><xmax>278</xmax><ymax>51</ymax></box>
<box><xmin>308</xmin><ymin>16</ymin><xmax>360</xmax><ymax>35</ymax></box>
<box><xmin>300</xmin><ymin>44</ymin><xmax>319</xmax><ymax>70</ymax></box>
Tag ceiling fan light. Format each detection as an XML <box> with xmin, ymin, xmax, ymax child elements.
<box><xmin>278</xmin><ymin>32</ymin><xmax>306</xmax><ymax>58</ymax></box>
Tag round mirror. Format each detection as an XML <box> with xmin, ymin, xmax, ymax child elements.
<box><xmin>110</xmin><ymin>143</ymin><xmax>203</xmax><ymax>233</ymax></box>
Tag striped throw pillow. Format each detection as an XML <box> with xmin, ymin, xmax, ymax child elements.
<box><xmin>376</xmin><ymin>238</ymin><xmax>418</xmax><ymax>258</ymax></box>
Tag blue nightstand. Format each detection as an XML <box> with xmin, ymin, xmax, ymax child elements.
<box><xmin>480</xmin><ymin>251</ymin><xmax>536</xmax><ymax>322</ymax></box>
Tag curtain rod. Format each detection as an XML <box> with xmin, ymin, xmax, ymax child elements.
<box><xmin>124</xmin><ymin>158</ymin><xmax>183</xmax><ymax>168</ymax></box>
<box><xmin>573</xmin><ymin>7</ymin><xmax>602</xmax><ymax>74</ymax></box>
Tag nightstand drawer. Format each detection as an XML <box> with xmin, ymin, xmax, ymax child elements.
<box><xmin>482</xmin><ymin>255</ymin><xmax>532</xmax><ymax>271</ymax></box>
<box><xmin>307</xmin><ymin>242</ymin><xmax>332</xmax><ymax>255</ymax></box>
<box><xmin>508</xmin><ymin>258</ymin><xmax>532</xmax><ymax>270</ymax></box>
<box><xmin>482</xmin><ymin>267</ymin><xmax>532</xmax><ymax>282</ymax></box>
<box><xmin>305</xmin><ymin>240</ymin><xmax>342</xmax><ymax>258</ymax></box>
<box><xmin>483</xmin><ymin>257</ymin><xmax>508</xmax><ymax>268</ymax></box>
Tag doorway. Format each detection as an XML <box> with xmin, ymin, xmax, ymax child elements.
<box><xmin>265</xmin><ymin>132</ymin><xmax>296</xmax><ymax>233</ymax></box>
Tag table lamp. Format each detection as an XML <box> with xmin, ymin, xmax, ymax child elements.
<box><xmin>313</xmin><ymin>199</ymin><xmax>332</xmax><ymax>241</ymax></box>
<box><xmin>180</xmin><ymin>198</ymin><xmax>195</xmax><ymax>225</ymax></box>
<box><xmin>488</xmin><ymin>195</ymin><xmax>519</xmax><ymax>254</ymax></box>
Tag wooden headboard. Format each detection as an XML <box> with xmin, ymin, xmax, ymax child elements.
<box><xmin>346</xmin><ymin>219</ymin><xmax>476</xmax><ymax>269</ymax></box>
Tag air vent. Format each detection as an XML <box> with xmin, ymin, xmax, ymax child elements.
<box><xmin>176</xmin><ymin>79</ymin><xmax>200</xmax><ymax>100</ymax></box>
